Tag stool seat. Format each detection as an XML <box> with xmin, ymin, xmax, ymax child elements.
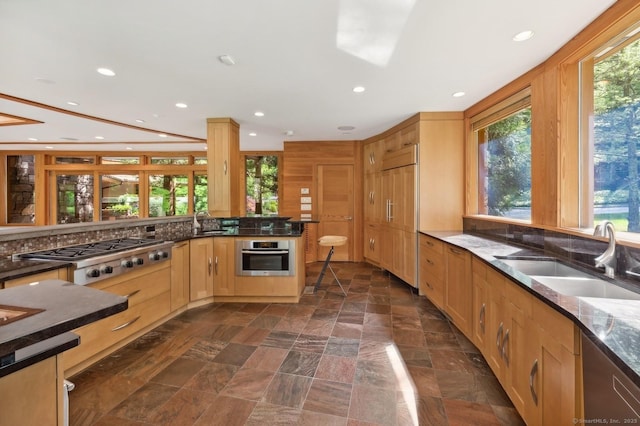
<box><xmin>313</xmin><ymin>235</ymin><xmax>348</xmax><ymax>296</ymax></box>
<box><xmin>318</xmin><ymin>235</ymin><xmax>347</xmax><ymax>247</ymax></box>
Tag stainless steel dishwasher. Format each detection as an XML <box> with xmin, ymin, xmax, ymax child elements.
<box><xmin>582</xmin><ymin>332</ymin><xmax>640</xmax><ymax>422</ymax></box>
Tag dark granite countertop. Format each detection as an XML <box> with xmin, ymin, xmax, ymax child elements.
<box><xmin>421</xmin><ymin>230</ymin><xmax>640</xmax><ymax>387</ymax></box>
<box><xmin>0</xmin><ymin>258</ymin><xmax>71</xmax><ymax>284</ymax></box>
<box><xmin>0</xmin><ymin>279</ymin><xmax>127</xmax><ymax>376</ymax></box>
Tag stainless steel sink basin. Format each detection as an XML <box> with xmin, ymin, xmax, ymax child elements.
<box><xmin>498</xmin><ymin>259</ymin><xmax>591</xmax><ymax>278</ymax></box>
<box><xmin>530</xmin><ymin>276</ymin><xmax>640</xmax><ymax>300</ymax></box>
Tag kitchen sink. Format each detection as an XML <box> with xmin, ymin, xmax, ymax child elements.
<box><xmin>497</xmin><ymin>259</ymin><xmax>592</xmax><ymax>278</ymax></box>
<box><xmin>530</xmin><ymin>276</ymin><xmax>640</xmax><ymax>300</ymax></box>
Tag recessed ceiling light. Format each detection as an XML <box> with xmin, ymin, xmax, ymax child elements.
<box><xmin>249</xmin><ymin>132</ymin><xmax>257</xmax><ymax>137</ymax></box>
<box><xmin>218</xmin><ymin>55</ymin><xmax>236</xmax><ymax>66</ymax></box>
<box><xmin>337</xmin><ymin>125</ymin><xmax>355</xmax><ymax>131</ymax></box>
<box><xmin>45</xmin><ymin>146</ymin><xmax>53</xmax><ymax>149</ymax></box>
<box><xmin>126</xmin><ymin>147</ymin><xmax>133</xmax><ymax>150</ymax></box>
<box><xmin>254</xmin><ymin>111</ymin><xmax>265</xmax><ymax>117</ymax></box>
<box><xmin>135</xmin><ymin>119</ymin><xmax>145</xmax><ymax>123</ymax></box>
<box><xmin>353</xmin><ymin>86</ymin><xmax>366</xmax><ymax>93</ymax></box>
<box><xmin>60</xmin><ymin>137</ymin><xmax>78</xmax><ymax>141</ymax></box>
<box><xmin>66</xmin><ymin>101</ymin><xmax>79</xmax><ymax>106</ymax></box>
<box><xmin>35</xmin><ymin>78</ymin><xmax>55</xmax><ymax>84</ymax></box>
<box><xmin>452</xmin><ymin>91</ymin><xmax>466</xmax><ymax>97</ymax></box>
<box><xmin>175</xmin><ymin>102</ymin><xmax>188</xmax><ymax>108</ymax></box>
<box><xmin>28</xmin><ymin>138</ymin><xmax>38</xmax><ymax>141</ymax></box>
<box><xmin>284</xmin><ymin>130</ymin><xmax>294</xmax><ymax>136</ymax></box>
<box><xmin>97</xmin><ymin>67</ymin><xmax>116</xmax><ymax>76</ymax></box>
<box><xmin>95</xmin><ymin>136</ymin><xmax>104</xmax><ymax>140</ymax></box>
<box><xmin>513</xmin><ymin>30</ymin><xmax>534</xmax><ymax>42</ymax></box>
<box><xmin>158</xmin><ymin>133</ymin><xmax>168</xmax><ymax>138</ymax></box>
<box><xmin>204</xmin><ymin>146</ymin><xmax>208</xmax><ymax>150</ymax></box>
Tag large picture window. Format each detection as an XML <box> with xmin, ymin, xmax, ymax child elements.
<box><xmin>581</xmin><ymin>23</ymin><xmax>640</xmax><ymax>233</ymax></box>
<box><xmin>473</xmin><ymin>92</ymin><xmax>532</xmax><ymax>220</ymax></box>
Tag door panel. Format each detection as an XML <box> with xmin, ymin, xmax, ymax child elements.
<box><xmin>317</xmin><ymin>164</ymin><xmax>354</xmax><ymax>261</ymax></box>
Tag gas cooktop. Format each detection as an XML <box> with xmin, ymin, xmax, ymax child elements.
<box><xmin>19</xmin><ymin>238</ymin><xmax>163</xmax><ymax>262</ymax></box>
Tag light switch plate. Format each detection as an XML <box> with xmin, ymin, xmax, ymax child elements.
<box><xmin>300</xmin><ymin>204</ymin><xmax>312</xmax><ymax>211</ymax></box>
<box><xmin>300</xmin><ymin>188</ymin><xmax>309</xmax><ymax>194</ymax></box>
<box><xmin>300</xmin><ymin>196</ymin><xmax>311</xmax><ymax>203</ymax></box>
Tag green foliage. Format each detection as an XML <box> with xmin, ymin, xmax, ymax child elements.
<box><xmin>593</xmin><ymin>37</ymin><xmax>640</xmax><ymax>231</ymax></box>
<box><xmin>246</xmin><ymin>155</ymin><xmax>279</xmax><ymax>214</ymax></box>
<box><xmin>485</xmin><ymin>108</ymin><xmax>532</xmax><ymax>216</ymax></box>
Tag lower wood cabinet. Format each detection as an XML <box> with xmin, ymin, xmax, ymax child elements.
<box><xmin>63</xmin><ymin>262</ymin><xmax>171</xmax><ymax>376</ymax></box>
<box><xmin>171</xmin><ymin>241</ymin><xmax>190</xmax><ymax>311</ymax></box>
<box><xmin>190</xmin><ymin>237</ymin><xmax>214</xmax><ymax>301</ymax></box>
<box><xmin>0</xmin><ymin>355</ymin><xmax>62</xmax><ymax>426</ymax></box>
<box><xmin>469</xmin><ymin>253</ymin><xmax>579</xmax><ymax>425</ymax></box>
<box><xmin>418</xmin><ymin>234</ymin><xmax>445</xmax><ymax>308</ymax></box>
<box><xmin>212</xmin><ymin>237</ymin><xmax>235</xmax><ymax>296</ymax></box>
<box><xmin>443</xmin><ymin>244</ymin><xmax>472</xmax><ymax>336</ymax></box>
<box><xmin>2</xmin><ymin>267</ymin><xmax>68</xmax><ymax>288</ymax></box>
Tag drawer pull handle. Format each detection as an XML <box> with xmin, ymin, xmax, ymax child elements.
<box><xmin>124</xmin><ymin>289</ymin><xmax>140</xmax><ymax>299</ymax></box>
<box><xmin>502</xmin><ymin>329</ymin><xmax>510</xmax><ymax>365</ymax></box>
<box><xmin>530</xmin><ymin>359</ymin><xmax>539</xmax><ymax>405</ymax></box>
<box><xmin>111</xmin><ymin>316</ymin><xmax>141</xmax><ymax>332</ymax></box>
<box><xmin>496</xmin><ymin>322</ymin><xmax>504</xmax><ymax>354</ymax></box>
<box><xmin>479</xmin><ymin>303</ymin><xmax>486</xmax><ymax>333</ymax></box>
<box><xmin>425</xmin><ymin>259</ymin><xmax>434</xmax><ymax>266</ymax></box>
<box><xmin>426</xmin><ymin>241</ymin><xmax>434</xmax><ymax>247</ymax></box>
<box><xmin>223</xmin><ymin>160</ymin><xmax>228</xmax><ymax>175</ymax></box>
<box><xmin>449</xmin><ymin>247</ymin><xmax>463</xmax><ymax>255</ymax></box>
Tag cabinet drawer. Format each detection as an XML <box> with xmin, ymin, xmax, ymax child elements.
<box><xmin>533</xmin><ymin>296</ymin><xmax>577</xmax><ymax>353</ymax></box>
<box><xmin>3</xmin><ymin>268</ymin><xmax>68</xmax><ymax>288</ymax></box>
<box><xmin>420</xmin><ymin>252</ymin><xmax>444</xmax><ymax>283</ymax></box>
<box><xmin>90</xmin><ymin>263</ymin><xmax>171</xmax><ymax>307</ymax></box>
<box><xmin>419</xmin><ymin>234</ymin><xmax>444</xmax><ymax>255</ymax></box>
<box><xmin>64</xmin><ymin>290</ymin><xmax>171</xmax><ymax>370</ymax></box>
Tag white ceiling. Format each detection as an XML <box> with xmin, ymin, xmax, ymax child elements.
<box><xmin>0</xmin><ymin>0</ymin><xmax>617</xmax><ymax>152</ymax></box>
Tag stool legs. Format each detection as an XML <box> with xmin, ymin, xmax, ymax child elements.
<box><xmin>314</xmin><ymin>246</ymin><xmax>347</xmax><ymax>296</ymax></box>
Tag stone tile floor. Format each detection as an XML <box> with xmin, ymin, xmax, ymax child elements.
<box><xmin>68</xmin><ymin>262</ymin><xmax>525</xmax><ymax>425</ymax></box>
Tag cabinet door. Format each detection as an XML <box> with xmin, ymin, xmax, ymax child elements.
<box><xmin>170</xmin><ymin>241</ymin><xmax>190</xmax><ymax>311</ymax></box>
<box><xmin>444</xmin><ymin>245</ymin><xmax>472</xmax><ymax>337</ymax></box>
<box><xmin>538</xmin><ymin>332</ymin><xmax>578</xmax><ymax>426</ymax></box>
<box><xmin>4</xmin><ymin>268</ymin><xmax>68</xmax><ymax>288</ymax></box>
<box><xmin>401</xmin><ymin>230</ymin><xmax>416</xmax><ymax>286</ymax></box>
<box><xmin>213</xmin><ymin>237</ymin><xmax>236</xmax><ymax>296</ymax></box>
<box><xmin>207</xmin><ymin>118</ymin><xmax>240</xmax><ymax>216</ymax></box>
<box><xmin>471</xmin><ymin>258</ymin><xmax>489</xmax><ymax>351</ymax></box>
<box><xmin>364</xmin><ymin>172</ymin><xmax>382</xmax><ymax>223</ymax></box>
<box><xmin>418</xmin><ymin>235</ymin><xmax>445</xmax><ymax>308</ymax></box>
<box><xmin>380</xmin><ymin>226</ymin><xmax>393</xmax><ymax>271</ymax></box>
<box><xmin>399</xmin><ymin>165</ymin><xmax>415</xmax><ymax>231</ymax></box>
<box><xmin>364</xmin><ymin>224</ymin><xmax>381</xmax><ymax>264</ymax></box>
<box><xmin>190</xmin><ymin>238</ymin><xmax>214</xmax><ymax>301</ymax></box>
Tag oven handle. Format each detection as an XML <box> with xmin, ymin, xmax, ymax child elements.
<box><xmin>241</xmin><ymin>250</ymin><xmax>289</xmax><ymax>255</ymax></box>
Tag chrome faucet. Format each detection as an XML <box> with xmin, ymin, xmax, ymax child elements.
<box><xmin>593</xmin><ymin>220</ymin><xmax>616</xmax><ymax>278</ymax></box>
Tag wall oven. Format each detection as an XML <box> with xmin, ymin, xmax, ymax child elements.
<box><xmin>236</xmin><ymin>240</ymin><xmax>295</xmax><ymax>276</ymax></box>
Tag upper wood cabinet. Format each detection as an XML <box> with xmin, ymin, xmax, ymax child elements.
<box><xmin>206</xmin><ymin>118</ymin><xmax>240</xmax><ymax>217</ymax></box>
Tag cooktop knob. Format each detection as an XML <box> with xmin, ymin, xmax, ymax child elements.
<box><xmin>133</xmin><ymin>257</ymin><xmax>144</xmax><ymax>265</ymax></box>
<box><xmin>122</xmin><ymin>259</ymin><xmax>134</xmax><ymax>268</ymax></box>
<box><xmin>101</xmin><ymin>265</ymin><xmax>114</xmax><ymax>274</ymax></box>
<box><xmin>86</xmin><ymin>268</ymin><xmax>100</xmax><ymax>278</ymax></box>
<box><xmin>149</xmin><ymin>252</ymin><xmax>160</xmax><ymax>261</ymax></box>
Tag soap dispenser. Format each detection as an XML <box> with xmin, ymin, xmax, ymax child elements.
<box><xmin>193</xmin><ymin>214</ymin><xmax>201</xmax><ymax>235</ymax></box>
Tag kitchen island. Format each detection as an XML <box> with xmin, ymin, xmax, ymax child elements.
<box><xmin>0</xmin><ymin>280</ymin><xmax>127</xmax><ymax>425</ymax></box>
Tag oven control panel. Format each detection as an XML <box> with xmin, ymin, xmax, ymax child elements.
<box><xmin>73</xmin><ymin>247</ymin><xmax>172</xmax><ymax>285</ymax></box>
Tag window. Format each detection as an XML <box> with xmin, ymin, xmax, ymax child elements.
<box><xmin>56</xmin><ymin>173</ymin><xmax>94</xmax><ymax>224</ymax></box>
<box><xmin>245</xmin><ymin>155</ymin><xmax>279</xmax><ymax>215</ymax></box>
<box><xmin>581</xmin><ymin>23</ymin><xmax>640</xmax><ymax>233</ymax></box>
<box><xmin>7</xmin><ymin>155</ymin><xmax>36</xmax><ymax>224</ymax></box>
<box><xmin>473</xmin><ymin>91</ymin><xmax>532</xmax><ymax>220</ymax></box>
<box><xmin>194</xmin><ymin>173</ymin><xmax>208</xmax><ymax>213</ymax></box>
<box><xmin>148</xmin><ymin>174</ymin><xmax>188</xmax><ymax>216</ymax></box>
<box><xmin>101</xmin><ymin>174</ymin><xmax>139</xmax><ymax>220</ymax></box>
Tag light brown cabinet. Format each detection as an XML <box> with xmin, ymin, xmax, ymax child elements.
<box><xmin>0</xmin><ymin>356</ymin><xmax>62</xmax><ymax>426</ymax></box>
<box><xmin>443</xmin><ymin>244</ymin><xmax>472</xmax><ymax>336</ymax></box>
<box><xmin>63</xmin><ymin>262</ymin><xmax>171</xmax><ymax>376</ymax></box>
<box><xmin>469</xmin><ymin>254</ymin><xmax>579</xmax><ymax>425</ymax></box>
<box><xmin>418</xmin><ymin>234</ymin><xmax>445</xmax><ymax>308</ymax></box>
<box><xmin>170</xmin><ymin>241</ymin><xmax>190</xmax><ymax>311</ymax></box>
<box><xmin>3</xmin><ymin>267</ymin><xmax>68</xmax><ymax>289</ymax></box>
<box><xmin>364</xmin><ymin>224</ymin><xmax>381</xmax><ymax>264</ymax></box>
<box><xmin>206</xmin><ymin>118</ymin><xmax>240</xmax><ymax>217</ymax></box>
<box><xmin>212</xmin><ymin>237</ymin><xmax>235</xmax><ymax>296</ymax></box>
<box><xmin>190</xmin><ymin>237</ymin><xmax>214</xmax><ymax>301</ymax></box>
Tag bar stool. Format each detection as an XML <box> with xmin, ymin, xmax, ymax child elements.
<box><xmin>314</xmin><ymin>235</ymin><xmax>348</xmax><ymax>296</ymax></box>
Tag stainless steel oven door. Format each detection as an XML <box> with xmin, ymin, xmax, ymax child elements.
<box><xmin>235</xmin><ymin>240</ymin><xmax>295</xmax><ymax>276</ymax></box>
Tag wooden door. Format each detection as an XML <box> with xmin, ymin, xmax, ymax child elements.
<box><xmin>213</xmin><ymin>237</ymin><xmax>235</xmax><ymax>296</ymax></box>
<box><xmin>317</xmin><ymin>164</ymin><xmax>354</xmax><ymax>261</ymax></box>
